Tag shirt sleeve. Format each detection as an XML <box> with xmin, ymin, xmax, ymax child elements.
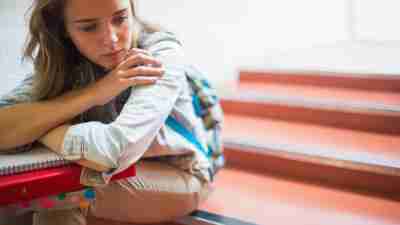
<box><xmin>0</xmin><ymin>74</ymin><xmax>36</xmax><ymax>153</ymax></box>
<box><xmin>0</xmin><ymin>74</ymin><xmax>35</xmax><ymax>107</ymax></box>
<box><xmin>60</xmin><ymin>31</ymin><xmax>187</xmax><ymax>177</ymax></box>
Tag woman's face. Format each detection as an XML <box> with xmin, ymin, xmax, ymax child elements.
<box><xmin>64</xmin><ymin>0</ymin><xmax>134</xmax><ymax>70</ymax></box>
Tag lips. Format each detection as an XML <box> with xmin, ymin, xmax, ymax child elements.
<box><xmin>104</xmin><ymin>49</ymin><xmax>124</xmax><ymax>57</ymax></box>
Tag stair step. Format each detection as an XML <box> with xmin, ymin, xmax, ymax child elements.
<box><xmin>238</xmin><ymin>82</ymin><xmax>400</xmax><ymax>110</ymax></box>
<box><xmin>200</xmin><ymin>168</ymin><xmax>400</xmax><ymax>225</ymax></box>
<box><xmin>239</xmin><ymin>70</ymin><xmax>400</xmax><ymax>92</ymax></box>
<box><xmin>222</xmin><ymin>114</ymin><xmax>400</xmax><ymax>195</ymax></box>
<box><xmin>221</xmin><ymin>84</ymin><xmax>400</xmax><ymax>134</ymax></box>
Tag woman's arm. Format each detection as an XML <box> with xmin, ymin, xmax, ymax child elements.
<box><xmin>39</xmin><ymin>31</ymin><xmax>187</xmax><ymax>173</ymax></box>
<box><xmin>0</xmin><ymin>51</ymin><xmax>162</xmax><ymax>152</ymax></box>
<box><xmin>38</xmin><ymin>124</ymin><xmax>110</xmax><ymax>172</ymax></box>
<box><xmin>0</xmin><ymin>82</ymin><xmax>96</xmax><ymax>150</ymax></box>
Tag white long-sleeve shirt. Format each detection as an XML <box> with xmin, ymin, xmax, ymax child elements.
<box><xmin>0</xmin><ymin>31</ymin><xmax>212</xmax><ymax>185</ymax></box>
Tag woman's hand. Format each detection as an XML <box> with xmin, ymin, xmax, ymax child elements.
<box><xmin>88</xmin><ymin>49</ymin><xmax>164</xmax><ymax>106</ymax></box>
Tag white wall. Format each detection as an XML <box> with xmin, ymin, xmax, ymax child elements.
<box><xmin>354</xmin><ymin>0</ymin><xmax>400</xmax><ymax>42</ymax></box>
<box><xmin>1</xmin><ymin>0</ymin><xmax>400</xmax><ymax>96</ymax></box>
<box><xmin>0</xmin><ymin>0</ymin><xmax>32</xmax><ymax>95</ymax></box>
<box><xmin>255</xmin><ymin>0</ymin><xmax>400</xmax><ymax>81</ymax></box>
<box><xmin>137</xmin><ymin>0</ymin><xmax>348</xmax><ymax>89</ymax></box>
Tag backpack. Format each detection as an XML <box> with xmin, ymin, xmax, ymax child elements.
<box><xmin>166</xmin><ymin>66</ymin><xmax>225</xmax><ymax>180</ymax></box>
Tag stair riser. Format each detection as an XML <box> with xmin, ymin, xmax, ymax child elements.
<box><xmin>221</xmin><ymin>99</ymin><xmax>400</xmax><ymax>134</ymax></box>
<box><xmin>224</xmin><ymin>146</ymin><xmax>400</xmax><ymax>199</ymax></box>
<box><xmin>240</xmin><ymin>71</ymin><xmax>400</xmax><ymax>92</ymax></box>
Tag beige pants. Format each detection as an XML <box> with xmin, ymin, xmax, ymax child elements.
<box><xmin>3</xmin><ymin>160</ymin><xmax>212</xmax><ymax>225</ymax></box>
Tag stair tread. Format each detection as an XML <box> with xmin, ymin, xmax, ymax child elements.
<box><xmin>232</xmin><ymin>82</ymin><xmax>400</xmax><ymax>113</ymax></box>
<box><xmin>239</xmin><ymin>70</ymin><xmax>400</xmax><ymax>92</ymax></box>
<box><xmin>200</xmin><ymin>168</ymin><xmax>400</xmax><ymax>225</ymax></box>
<box><xmin>223</xmin><ymin>114</ymin><xmax>400</xmax><ymax>174</ymax></box>
<box><xmin>240</xmin><ymin>69</ymin><xmax>400</xmax><ymax>80</ymax></box>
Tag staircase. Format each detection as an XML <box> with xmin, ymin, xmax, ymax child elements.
<box><xmin>197</xmin><ymin>70</ymin><xmax>400</xmax><ymax>225</ymax></box>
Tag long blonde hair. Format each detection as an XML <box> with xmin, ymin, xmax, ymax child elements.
<box><xmin>23</xmin><ymin>0</ymin><xmax>160</xmax><ymax>122</ymax></box>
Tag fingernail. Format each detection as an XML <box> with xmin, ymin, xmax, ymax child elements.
<box><xmin>153</xmin><ymin>61</ymin><xmax>161</xmax><ymax>67</ymax></box>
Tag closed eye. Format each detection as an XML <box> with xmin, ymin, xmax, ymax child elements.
<box><xmin>79</xmin><ymin>23</ymin><xmax>97</xmax><ymax>32</ymax></box>
<box><xmin>113</xmin><ymin>15</ymin><xmax>128</xmax><ymax>26</ymax></box>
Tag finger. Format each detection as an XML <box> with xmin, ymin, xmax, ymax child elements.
<box><xmin>119</xmin><ymin>66</ymin><xmax>165</xmax><ymax>78</ymax></box>
<box><xmin>128</xmin><ymin>48</ymin><xmax>151</xmax><ymax>56</ymax></box>
<box><xmin>119</xmin><ymin>76</ymin><xmax>159</xmax><ymax>86</ymax></box>
<box><xmin>119</xmin><ymin>53</ymin><xmax>162</xmax><ymax>70</ymax></box>
<box><xmin>122</xmin><ymin>48</ymin><xmax>152</xmax><ymax>62</ymax></box>
<box><xmin>116</xmin><ymin>49</ymin><xmax>152</xmax><ymax>69</ymax></box>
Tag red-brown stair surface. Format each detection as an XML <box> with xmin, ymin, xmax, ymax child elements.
<box><xmin>88</xmin><ymin>217</ymin><xmax>182</xmax><ymax>225</ymax></box>
<box><xmin>223</xmin><ymin>114</ymin><xmax>400</xmax><ymax>196</ymax></box>
<box><xmin>198</xmin><ymin>69</ymin><xmax>400</xmax><ymax>224</ymax></box>
<box><xmin>239</xmin><ymin>70</ymin><xmax>400</xmax><ymax>92</ymax></box>
<box><xmin>222</xmin><ymin>76</ymin><xmax>400</xmax><ymax>134</ymax></box>
<box><xmin>220</xmin><ymin>70</ymin><xmax>400</xmax><ymax>190</ymax></box>
<box><xmin>199</xmin><ymin>167</ymin><xmax>400</xmax><ymax>225</ymax></box>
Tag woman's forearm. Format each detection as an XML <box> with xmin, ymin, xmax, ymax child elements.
<box><xmin>39</xmin><ymin>124</ymin><xmax>110</xmax><ymax>172</ymax></box>
<box><xmin>0</xmin><ymin>87</ymin><xmax>96</xmax><ymax>150</ymax></box>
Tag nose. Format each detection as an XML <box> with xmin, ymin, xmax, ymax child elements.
<box><xmin>102</xmin><ymin>23</ymin><xmax>119</xmax><ymax>49</ymax></box>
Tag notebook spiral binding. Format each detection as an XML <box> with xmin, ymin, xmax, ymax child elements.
<box><xmin>0</xmin><ymin>158</ymin><xmax>71</xmax><ymax>176</ymax></box>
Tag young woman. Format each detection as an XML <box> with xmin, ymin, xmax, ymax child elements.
<box><xmin>0</xmin><ymin>0</ymin><xmax>213</xmax><ymax>224</ymax></box>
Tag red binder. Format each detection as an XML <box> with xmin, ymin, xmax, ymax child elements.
<box><xmin>0</xmin><ymin>164</ymin><xmax>135</xmax><ymax>206</ymax></box>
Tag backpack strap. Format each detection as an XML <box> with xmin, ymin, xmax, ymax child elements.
<box><xmin>166</xmin><ymin>116</ymin><xmax>210</xmax><ymax>158</ymax></box>
<box><xmin>165</xmin><ymin>115</ymin><xmax>215</xmax><ymax>181</ymax></box>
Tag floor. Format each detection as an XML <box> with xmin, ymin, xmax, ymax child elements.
<box><xmin>199</xmin><ymin>167</ymin><xmax>400</xmax><ymax>225</ymax></box>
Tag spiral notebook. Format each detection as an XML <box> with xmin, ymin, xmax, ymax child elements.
<box><xmin>0</xmin><ymin>146</ymin><xmax>71</xmax><ymax>176</ymax></box>
<box><xmin>0</xmin><ymin>146</ymin><xmax>136</xmax><ymax>206</ymax></box>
